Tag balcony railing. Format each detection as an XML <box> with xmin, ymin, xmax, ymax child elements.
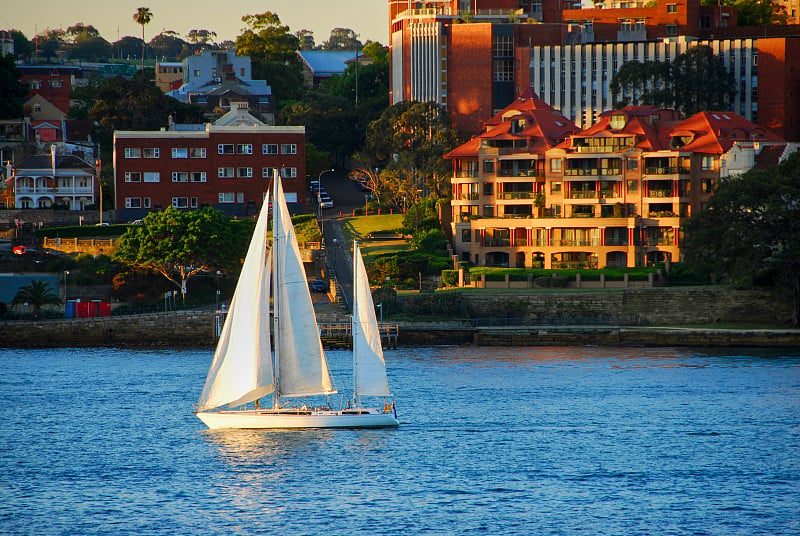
<box><xmin>500</xmin><ymin>192</ymin><xmax>536</xmax><ymax>200</ymax></box>
<box><xmin>605</xmin><ymin>238</ymin><xmax>628</xmax><ymax>246</ymax></box>
<box><xmin>459</xmin><ymin>193</ymin><xmax>480</xmax><ymax>201</ymax></box>
<box><xmin>16</xmin><ymin>186</ymin><xmax>94</xmax><ymax>195</ymax></box>
<box><xmin>646</xmin><ymin>189</ymin><xmax>673</xmax><ymax>198</ymax></box>
<box><xmin>497</xmin><ymin>169</ymin><xmax>542</xmax><ymax>177</ymax></box>
<box><xmin>565</xmin><ymin>168</ymin><xmax>622</xmax><ymax>176</ymax></box>
<box><xmin>644</xmin><ymin>166</ymin><xmax>691</xmax><ymax>175</ymax></box>
<box><xmin>553</xmin><ymin>239</ymin><xmax>602</xmax><ymax>247</ymax></box>
<box><xmin>454</xmin><ymin>171</ymin><xmax>479</xmax><ymax>179</ymax></box>
<box><xmin>568</xmin><ymin>191</ymin><xmax>598</xmax><ymax>199</ymax></box>
<box><xmin>485</xmin><ymin>239</ymin><xmax>511</xmax><ymax>247</ymax></box>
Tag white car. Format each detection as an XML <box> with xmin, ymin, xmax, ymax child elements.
<box><xmin>319</xmin><ymin>196</ymin><xmax>334</xmax><ymax>209</ymax></box>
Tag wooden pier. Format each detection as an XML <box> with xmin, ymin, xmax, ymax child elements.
<box><xmin>318</xmin><ymin>322</ymin><xmax>399</xmax><ymax>350</ymax></box>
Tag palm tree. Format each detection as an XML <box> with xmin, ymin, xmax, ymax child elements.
<box><xmin>133</xmin><ymin>7</ymin><xmax>153</xmax><ymax>73</ymax></box>
<box><xmin>12</xmin><ymin>280</ymin><xmax>63</xmax><ymax>318</ymax></box>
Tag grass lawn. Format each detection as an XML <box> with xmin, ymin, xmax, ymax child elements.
<box><xmin>339</xmin><ymin>214</ymin><xmax>410</xmax><ymax>263</ymax></box>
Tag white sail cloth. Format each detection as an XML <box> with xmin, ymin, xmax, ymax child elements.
<box><xmin>197</xmin><ymin>193</ymin><xmax>273</xmax><ymax>411</ymax></box>
<box><xmin>352</xmin><ymin>242</ymin><xmax>391</xmax><ymax>397</ymax></box>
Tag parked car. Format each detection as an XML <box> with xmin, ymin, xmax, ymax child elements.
<box><xmin>319</xmin><ymin>196</ymin><xmax>334</xmax><ymax>209</ymax></box>
<box><xmin>309</xmin><ymin>280</ymin><xmax>326</xmax><ymax>292</ymax></box>
<box><xmin>13</xmin><ymin>245</ymin><xmax>36</xmax><ymax>255</ymax></box>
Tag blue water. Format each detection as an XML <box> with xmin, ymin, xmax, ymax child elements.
<box><xmin>0</xmin><ymin>346</ymin><xmax>798</xmax><ymax>535</ymax></box>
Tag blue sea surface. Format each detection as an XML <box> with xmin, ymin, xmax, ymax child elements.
<box><xmin>0</xmin><ymin>346</ymin><xmax>798</xmax><ymax>535</ymax></box>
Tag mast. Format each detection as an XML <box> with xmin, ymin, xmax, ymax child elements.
<box><xmin>272</xmin><ymin>172</ymin><xmax>281</xmax><ymax>410</ymax></box>
<box><xmin>352</xmin><ymin>240</ymin><xmax>359</xmax><ymax>407</ymax></box>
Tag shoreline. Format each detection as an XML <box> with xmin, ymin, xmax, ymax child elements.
<box><xmin>1</xmin><ymin>312</ymin><xmax>798</xmax><ymax>349</ymax></box>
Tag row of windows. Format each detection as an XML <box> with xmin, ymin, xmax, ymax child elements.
<box><xmin>124</xmin><ymin>144</ymin><xmax>298</xmax><ymax>158</ymax></box>
<box><xmin>125</xmin><ymin>194</ymin><xmax>245</xmax><ymax>208</ymax></box>
<box><xmin>124</xmin><ymin>167</ymin><xmax>297</xmax><ymax>182</ymax></box>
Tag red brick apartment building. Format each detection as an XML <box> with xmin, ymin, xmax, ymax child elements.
<box><xmin>446</xmin><ymin>90</ymin><xmax>789</xmax><ymax>268</ymax></box>
<box><xmin>17</xmin><ymin>65</ymin><xmax>82</xmax><ymax>115</ymax></box>
<box><xmin>114</xmin><ymin>106</ymin><xmax>306</xmax><ymax>222</ymax></box>
<box><xmin>390</xmin><ymin>0</ymin><xmax>800</xmax><ymax>141</ymax></box>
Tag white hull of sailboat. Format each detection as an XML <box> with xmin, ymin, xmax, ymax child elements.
<box><xmin>195</xmin><ymin>409</ymin><xmax>399</xmax><ymax>430</ymax></box>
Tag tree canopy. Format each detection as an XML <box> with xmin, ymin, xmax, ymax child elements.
<box><xmin>700</xmin><ymin>0</ymin><xmax>788</xmax><ymax>26</ymax></box>
<box><xmin>681</xmin><ymin>151</ymin><xmax>800</xmax><ymax>326</ymax></box>
<box><xmin>12</xmin><ymin>279</ymin><xmax>62</xmax><ymax>316</ymax></box>
<box><xmin>114</xmin><ymin>207</ymin><xmax>247</xmax><ymax>297</ymax></box>
<box><xmin>611</xmin><ymin>45</ymin><xmax>736</xmax><ymax>116</ymax></box>
<box><xmin>0</xmin><ymin>53</ymin><xmax>26</xmax><ymax>119</ymax></box>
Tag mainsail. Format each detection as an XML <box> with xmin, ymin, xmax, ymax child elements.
<box><xmin>197</xmin><ymin>192</ymin><xmax>274</xmax><ymax>411</ymax></box>
<box><xmin>352</xmin><ymin>242</ymin><xmax>391</xmax><ymax>397</ymax></box>
<box><xmin>273</xmin><ymin>178</ymin><xmax>336</xmax><ymax>398</ymax></box>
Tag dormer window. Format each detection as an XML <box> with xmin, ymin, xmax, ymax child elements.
<box><xmin>511</xmin><ymin>119</ymin><xmax>527</xmax><ymax>134</ymax></box>
<box><xmin>609</xmin><ymin>114</ymin><xmax>626</xmax><ymax>130</ymax></box>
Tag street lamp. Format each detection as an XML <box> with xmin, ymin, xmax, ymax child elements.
<box><xmin>64</xmin><ymin>270</ymin><xmax>70</xmax><ymax>302</ymax></box>
<box><xmin>95</xmin><ymin>159</ymin><xmax>103</xmax><ymax>225</ymax></box>
<box><xmin>318</xmin><ymin>168</ymin><xmax>334</xmax><ymax>237</ymax></box>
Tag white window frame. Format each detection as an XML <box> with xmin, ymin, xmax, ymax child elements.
<box><xmin>124</xmin><ymin>148</ymin><xmax>141</xmax><ymax>159</ymax></box>
<box><xmin>190</xmin><ymin>171</ymin><xmax>207</xmax><ymax>183</ymax></box>
<box><xmin>189</xmin><ymin>147</ymin><xmax>206</xmax><ymax>158</ymax></box>
<box><xmin>125</xmin><ymin>197</ymin><xmax>142</xmax><ymax>208</ymax></box>
<box><xmin>281</xmin><ymin>167</ymin><xmax>297</xmax><ymax>178</ymax></box>
<box><xmin>218</xmin><ymin>144</ymin><xmax>234</xmax><ymax>155</ymax></box>
<box><xmin>191</xmin><ymin>197</ymin><xmax>198</xmax><ymax>208</ymax></box>
<box><xmin>236</xmin><ymin>144</ymin><xmax>253</xmax><ymax>155</ymax></box>
<box><xmin>143</xmin><ymin>148</ymin><xmax>160</xmax><ymax>159</ymax></box>
<box><xmin>237</xmin><ymin>167</ymin><xmax>253</xmax><ymax>178</ymax></box>
<box><xmin>218</xmin><ymin>167</ymin><xmax>235</xmax><ymax>178</ymax></box>
<box><xmin>281</xmin><ymin>144</ymin><xmax>297</xmax><ymax>155</ymax></box>
<box><xmin>218</xmin><ymin>192</ymin><xmax>235</xmax><ymax>203</ymax></box>
<box><xmin>172</xmin><ymin>172</ymin><xmax>189</xmax><ymax>183</ymax></box>
<box><xmin>143</xmin><ymin>197</ymin><xmax>151</xmax><ymax>208</ymax></box>
<box><xmin>262</xmin><ymin>143</ymin><xmax>278</xmax><ymax>155</ymax></box>
<box><xmin>143</xmin><ymin>172</ymin><xmax>160</xmax><ymax>183</ymax></box>
<box><xmin>262</xmin><ymin>167</ymin><xmax>278</xmax><ymax>178</ymax></box>
<box><xmin>172</xmin><ymin>148</ymin><xmax>188</xmax><ymax>159</ymax></box>
<box><xmin>124</xmin><ymin>172</ymin><xmax>142</xmax><ymax>182</ymax></box>
<box><xmin>172</xmin><ymin>197</ymin><xmax>189</xmax><ymax>208</ymax></box>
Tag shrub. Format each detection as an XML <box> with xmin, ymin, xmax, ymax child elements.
<box><xmin>441</xmin><ymin>269</ymin><xmax>459</xmax><ymax>287</ymax></box>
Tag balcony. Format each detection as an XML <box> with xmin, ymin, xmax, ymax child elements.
<box><xmin>454</xmin><ymin>171</ymin><xmax>479</xmax><ymax>179</ymax></box>
<box><xmin>497</xmin><ymin>169</ymin><xmax>542</xmax><ymax>178</ymax></box>
<box><xmin>459</xmin><ymin>193</ymin><xmax>480</xmax><ymax>201</ymax></box>
<box><xmin>500</xmin><ymin>192</ymin><xmax>537</xmax><ymax>200</ymax></box>
<box><xmin>644</xmin><ymin>166</ymin><xmax>691</xmax><ymax>175</ymax></box>
<box><xmin>485</xmin><ymin>239</ymin><xmax>511</xmax><ymax>247</ymax></box>
<box><xmin>568</xmin><ymin>190</ymin><xmax>598</xmax><ymax>199</ymax></box>
<box><xmin>553</xmin><ymin>239</ymin><xmax>602</xmax><ymax>247</ymax></box>
<box><xmin>646</xmin><ymin>189</ymin><xmax>673</xmax><ymax>198</ymax></box>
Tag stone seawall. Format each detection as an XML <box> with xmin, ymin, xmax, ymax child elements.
<box><xmin>1</xmin><ymin>288</ymin><xmax>797</xmax><ymax>349</ymax></box>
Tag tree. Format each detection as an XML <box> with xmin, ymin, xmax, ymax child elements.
<box><xmin>236</xmin><ymin>12</ymin><xmax>304</xmax><ymax>103</ymax></box>
<box><xmin>0</xmin><ymin>53</ymin><xmax>26</xmax><ymax>119</ymax></box>
<box><xmin>10</xmin><ymin>30</ymin><xmax>34</xmax><ymax>60</ymax></box>
<box><xmin>133</xmin><ymin>6</ymin><xmax>153</xmax><ymax>71</ymax></box>
<box><xmin>148</xmin><ymin>30</ymin><xmax>186</xmax><ymax>61</ymax></box>
<box><xmin>611</xmin><ymin>45</ymin><xmax>736</xmax><ymax>116</ymax></box>
<box><xmin>113</xmin><ymin>36</ymin><xmax>143</xmax><ymax>60</ymax></box>
<box><xmin>681</xmin><ymin>151</ymin><xmax>800</xmax><ymax>326</ymax></box>
<box><xmin>186</xmin><ymin>29</ymin><xmax>217</xmax><ymax>45</ymax></box>
<box><xmin>322</xmin><ymin>28</ymin><xmax>361</xmax><ymax>51</ymax></box>
<box><xmin>12</xmin><ymin>280</ymin><xmax>62</xmax><ymax>317</ymax></box>
<box><xmin>114</xmin><ymin>207</ymin><xmax>246</xmax><ymax>300</ymax></box>
<box><xmin>69</xmin><ymin>28</ymin><xmax>113</xmax><ymax>61</ymax></box>
<box><xmin>295</xmin><ymin>29</ymin><xmax>316</xmax><ymax>50</ymax></box>
<box><xmin>33</xmin><ymin>29</ymin><xmax>62</xmax><ymax>60</ymax></box>
<box><xmin>700</xmin><ymin>0</ymin><xmax>788</xmax><ymax>26</ymax></box>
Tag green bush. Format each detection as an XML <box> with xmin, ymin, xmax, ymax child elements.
<box><xmin>404</xmin><ymin>292</ymin><xmax>468</xmax><ymax>318</ymax></box>
<box><xmin>441</xmin><ymin>269</ymin><xmax>459</xmax><ymax>287</ymax></box>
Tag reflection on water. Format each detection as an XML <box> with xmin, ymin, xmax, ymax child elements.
<box><xmin>1</xmin><ymin>347</ymin><xmax>799</xmax><ymax>536</ymax></box>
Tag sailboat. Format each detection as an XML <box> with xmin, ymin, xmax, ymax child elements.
<box><xmin>194</xmin><ymin>176</ymin><xmax>398</xmax><ymax>429</ymax></box>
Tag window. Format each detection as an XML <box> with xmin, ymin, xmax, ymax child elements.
<box><xmin>666</xmin><ymin>25</ymin><xmax>678</xmax><ymax>36</ymax></box>
<box><xmin>237</xmin><ymin>167</ymin><xmax>253</xmax><ymax>178</ymax></box>
<box><xmin>50</xmin><ymin>79</ymin><xmax>63</xmax><ymax>88</ymax></box>
<box><xmin>124</xmin><ymin>148</ymin><xmax>142</xmax><ymax>158</ymax></box>
<box><xmin>172</xmin><ymin>197</ymin><xmax>189</xmax><ymax>208</ymax></box>
<box><xmin>143</xmin><ymin>197</ymin><xmax>151</xmax><ymax>208</ymax></box>
<box><xmin>143</xmin><ymin>148</ymin><xmax>159</xmax><ymax>159</ymax></box>
<box><xmin>483</xmin><ymin>160</ymin><xmax>495</xmax><ymax>174</ymax></box>
<box><xmin>483</xmin><ymin>183</ymin><xmax>494</xmax><ymax>196</ymax></box>
<box><xmin>236</xmin><ymin>144</ymin><xmax>253</xmax><ymax>155</ymax></box>
<box><xmin>262</xmin><ymin>144</ymin><xmax>278</xmax><ymax>155</ymax></box>
<box><xmin>461</xmin><ymin>229</ymin><xmax>471</xmax><ymax>242</ymax></box>
<box><xmin>30</xmin><ymin>79</ymin><xmax>41</xmax><ymax>89</ymax></box>
<box><xmin>219</xmin><ymin>192</ymin><xmax>235</xmax><ymax>203</ymax></box>
<box><xmin>125</xmin><ymin>197</ymin><xmax>141</xmax><ymax>208</ymax></box>
<box><xmin>124</xmin><ymin>172</ymin><xmax>142</xmax><ymax>182</ymax></box>
<box><xmin>262</xmin><ymin>167</ymin><xmax>278</xmax><ymax>178</ymax></box>
<box><xmin>190</xmin><ymin>171</ymin><xmax>206</xmax><ymax>182</ymax></box>
<box><xmin>172</xmin><ymin>172</ymin><xmax>189</xmax><ymax>182</ymax></box>
<box><xmin>701</xmin><ymin>156</ymin><xmax>718</xmax><ymax>171</ymax></box>
<box><xmin>143</xmin><ymin>172</ymin><xmax>160</xmax><ymax>183</ymax></box>
<box><xmin>33</xmin><ymin>104</ymin><xmax>41</xmax><ymax>112</ymax></box>
<box><xmin>627</xmin><ymin>157</ymin><xmax>639</xmax><ymax>171</ymax></box>
<box><xmin>191</xmin><ymin>197</ymin><xmax>198</xmax><ymax>208</ymax></box>
<box><xmin>218</xmin><ymin>144</ymin><xmax>234</xmax><ymax>155</ymax></box>
<box><xmin>666</xmin><ymin>3</ymin><xmax>677</xmax><ymax>12</ymax></box>
<box><xmin>627</xmin><ymin>180</ymin><xmax>638</xmax><ymax>193</ymax></box>
<box><xmin>493</xmin><ymin>59</ymin><xmax>514</xmax><ymax>82</ymax></box>
<box><xmin>189</xmin><ymin>147</ymin><xmax>206</xmax><ymax>158</ymax></box>
<box><xmin>193</xmin><ymin>69</ymin><xmax>200</xmax><ymax>77</ymax></box>
<box><xmin>551</xmin><ymin>181</ymin><xmax>562</xmax><ymax>194</ymax></box>
<box><xmin>483</xmin><ymin>205</ymin><xmax>494</xmax><ymax>218</ymax></box>
<box><xmin>281</xmin><ymin>167</ymin><xmax>297</xmax><ymax>178</ymax></box>
<box><xmin>281</xmin><ymin>144</ymin><xmax>297</xmax><ymax>155</ymax></box>
<box><xmin>218</xmin><ymin>167</ymin><xmax>234</xmax><ymax>178</ymax></box>
<box><xmin>172</xmin><ymin>148</ymin><xmax>188</xmax><ymax>158</ymax></box>
<box><xmin>550</xmin><ymin>158</ymin><xmax>562</xmax><ymax>172</ymax></box>
<box><xmin>492</xmin><ymin>35</ymin><xmax>514</xmax><ymax>57</ymax></box>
